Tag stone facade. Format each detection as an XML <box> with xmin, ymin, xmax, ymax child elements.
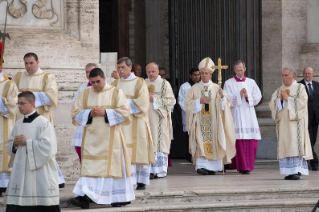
<box><xmin>0</xmin><ymin>0</ymin><xmax>99</xmax><ymax>180</ymax></box>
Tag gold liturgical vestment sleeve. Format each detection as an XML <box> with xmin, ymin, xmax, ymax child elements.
<box><xmin>0</xmin><ymin>79</ymin><xmax>18</xmax><ymax>172</ymax></box>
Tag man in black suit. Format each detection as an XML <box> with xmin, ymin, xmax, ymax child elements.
<box><xmin>299</xmin><ymin>66</ymin><xmax>319</xmax><ymax>171</ymax></box>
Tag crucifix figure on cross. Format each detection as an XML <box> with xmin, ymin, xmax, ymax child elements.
<box><xmin>212</xmin><ymin>58</ymin><xmax>228</xmax><ymax>87</ymax></box>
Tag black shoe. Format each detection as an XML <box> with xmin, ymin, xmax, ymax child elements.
<box><xmin>207</xmin><ymin>170</ymin><xmax>216</xmax><ymax>175</ymax></box>
<box><xmin>70</xmin><ymin>196</ymin><xmax>89</xmax><ymax>209</ymax></box>
<box><xmin>284</xmin><ymin>174</ymin><xmax>300</xmax><ymax>180</ymax></box>
<box><xmin>197</xmin><ymin>168</ymin><xmax>208</xmax><ymax>175</ymax></box>
<box><xmin>312</xmin><ymin>166</ymin><xmax>318</xmax><ymax>171</ymax></box>
<box><xmin>150</xmin><ymin>173</ymin><xmax>158</xmax><ymax>179</ymax></box>
<box><xmin>111</xmin><ymin>203</ymin><xmax>122</xmax><ymax>207</ymax></box>
<box><xmin>136</xmin><ymin>183</ymin><xmax>146</xmax><ymax>190</ymax></box>
<box><xmin>59</xmin><ymin>183</ymin><xmax>65</xmax><ymax>188</ymax></box>
<box><xmin>240</xmin><ymin>171</ymin><xmax>250</xmax><ymax>174</ymax></box>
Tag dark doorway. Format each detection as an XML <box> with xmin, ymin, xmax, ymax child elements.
<box><xmin>99</xmin><ymin>0</ymin><xmax>131</xmax><ymax>57</ymax></box>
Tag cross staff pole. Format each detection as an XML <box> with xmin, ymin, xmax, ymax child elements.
<box><xmin>0</xmin><ymin>1</ymin><xmax>11</xmax><ymax>73</ymax></box>
<box><xmin>212</xmin><ymin>58</ymin><xmax>228</xmax><ymax>87</ymax></box>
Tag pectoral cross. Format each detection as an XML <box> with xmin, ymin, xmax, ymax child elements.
<box><xmin>212</xmin><ymin>58</ymin><xmax>228</xmax><ymax>87</ymax></box>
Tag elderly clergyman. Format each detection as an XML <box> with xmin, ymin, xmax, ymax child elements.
<box><xmin>269</xmin><ymin>67</ymin><xmax>313</xmax><ymax>180</ymax></box>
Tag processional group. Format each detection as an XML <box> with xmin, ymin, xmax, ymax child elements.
<box><xmin>0</xmin><ymin>11</ymin><xmax>315</xmax><ymax>212</ymax></box>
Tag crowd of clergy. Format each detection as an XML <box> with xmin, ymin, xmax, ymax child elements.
<box><xmin>0</xmin><ymin>52</ymin><xmax>315</xmax><ymax>211</ymax></box>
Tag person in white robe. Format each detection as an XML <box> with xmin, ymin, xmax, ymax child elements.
<box><xmin>111</xmin><ymin>57</ymin><xmax>155</xmax><ymax>190</ymax></box>
<box><xmin>145</xmin><ymin>62</ymin><xmax>176</xmax><ymax>179</ymax></box>
<box><xmin>13</xmin><ymin>52</ymin><xmax>65</xmax><ymax>187</ymax></box>
<box><xmin>269</xmin><ymin>67</ymin><xmax>313</xmax><ymax>180</ymax></box>
<box><xmin>71</xmin><ymin>63</ymin><xmax>96</xmax><ymax>162</ymax></box>
<box><xmin>4</xmin><ymin>91</ymin><xmax>60</xmax><ymax>212</ymax></box>
<box><xmin>178</xmin><ymin>68</ymin><xmax>200</xmax><ymax>162</ymax></box>
<box><xmin>70</xmin><ymin>68</ymin><xmax>135</xmax><ymax>209</ymax></box>
<box><xmin>0</xmin><ymin>73</ymin><xmax>18</xmax><ymax>197</ymax></box>
<box><xmin>223</xmin><ymin>60</ymin><xmax>262</xmax><ymax>174</ymax></box>
<box><xmin>185</xmin><ymin>57</ymin><xmax>236</xmax><ymax>175</ymax></box>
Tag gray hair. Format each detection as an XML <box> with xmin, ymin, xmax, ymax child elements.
<box><xmin>146</xmin><ymin>62</ymin><xmax>159</xmax><ymax>70</ymax></box>
<box><xmin>85</xmin><ymin>63</ymin><xmax>98</xmax><ymax>68</ymax></box>
<box><xmin>283</xmin><ymin>67</ymin><xmax>296</xmax><ymax>76</ymax></box>
<box><xmin>233</xmin><ymin>60</ymin><xmax>246</xmax><ymax>69</ymax></box>
<box><xmin>117</xmin><ymin>57</ymin><xmax>132</xmax><ymax>66</ymax></box>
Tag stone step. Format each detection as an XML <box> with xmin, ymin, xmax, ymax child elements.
<box><xmin>57</xmin><ymin>187</ymin><xmax>319</xmax><ymax>209</ymax></box>
<box><xmin>59</xmin><ymin>198</ymin><xmax>319</xmax><ymax>211</ymax></box>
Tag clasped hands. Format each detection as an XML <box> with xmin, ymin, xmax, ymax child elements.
<box><xmin>14</xmin><ymin>135</ymin><xmax>26</xmax><ymax>146</ymax></box>
<box><xmin>280</xmin><ymin>89</ymin><xmax>289</xmax><ymax>101</ymax></box>
<box><xmin>200</xmin><ymin>88</ymin><xmax>224</xmax><ymax>104</ymax></box>
<box><xmin>90</xmin><ymin>107</ymin><xmax>105</xmax><ymax>117</ymax></box>
<box><xmin>240</xmin><ymin>88</ymin><xmax>248</xmax><ymax>97</ymax></box>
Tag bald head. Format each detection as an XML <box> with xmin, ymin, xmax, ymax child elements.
<box><xmin>303</xmin><ymin>66</ymin><xmax>314</xmax><ymax>82</ymax></box>
<box><xmin>146</xmin><ymin>62</ymin><xmax>159</xmax><ymax>82</ymax></box>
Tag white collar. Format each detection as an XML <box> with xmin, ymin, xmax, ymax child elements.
<box><xmin>121</xmin><ymin>73</ymin><xmax>136</xmax><ymax>80</ymax></box>
<box><xmin>146</xmin><ymin>75</ymin><xmax>161</xmax><ymax>82</ymax></box>
<box><xmin>25</xmin><ymin>67</ymin><xmax>41</xmax><ymax>75</ymax></box>
<box><xmin>200</xmin><ymin>80</ymin><xmax>212</xmax><ymax>86</ymax></box>
<box><xmin>24</xmin><ymin>110</ymin><xmax>36</xmax><ymax>118</ymax></box>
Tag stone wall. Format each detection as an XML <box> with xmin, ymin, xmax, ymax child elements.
<box><xmin>1</xmin><ymin>0</ymin><xmax>100</xmax><ymax>180</ymax></box>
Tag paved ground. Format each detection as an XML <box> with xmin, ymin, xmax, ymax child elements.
<box><xmin>59</xmin><ymin>160</ymin><xmax>319</xmax><ymax>198</ymax></box>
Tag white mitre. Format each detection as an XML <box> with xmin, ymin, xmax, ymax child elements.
<box><xmin>198</xmin><ymin>57</ymin><xmax>215</xmax><ymax>74</ymax></box>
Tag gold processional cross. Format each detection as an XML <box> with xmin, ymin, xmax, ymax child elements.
<box><xmin>211</xmin><ymin>58</ymin><xmax>228</xmax><ymax>87</ymax></box>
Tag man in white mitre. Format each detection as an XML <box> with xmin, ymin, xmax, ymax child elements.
<box><xmin>269</xmin><ymin>67</ymin><xmax>313</xmax><ymax>180</ymax></box>
<box><xmin>70</xmin><ymin>68</ymin><xmax>135</xmax><ymax>208</ymax></box>
<box><xmin>185</xmin><ymin>57</ymin><xmax>236</xmax><ymax>175</ymax></box>
<box><xmin>4</xmin><ymin>91</ymin><xmax>60</xmax><ymax>212</ymax></box>
<box><xmin>223</xmin><ymin>60</ymin><xmax>262</xmax><ymax>174</ymax></box>
<box><xmin>71</xmin><ymin>63</ymin><xmax>96</xmax><ymax>162</ymax></box>
<box><xmin>0</xmin><ymin>72</ymin><xmax>18</xmax><ymax>196</ymax></box>
<box><xmin>111</xmin><ymin>57</ymin><xmax>155</xmax><ymax>190</ymax></box>
<box><xmin>145</xmin><ymin>62</ymin><xmax>175</xmax><ymax>179</ymax></box>
<box><xmin>13</xmin><ymin>52</ymin><xmax>65</xmax><ymax>187</ymax></box>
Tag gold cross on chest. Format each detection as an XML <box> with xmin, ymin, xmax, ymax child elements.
<box><xmin>211</xmin><ymin>58</ymin><xmax>228</xmax><ymax>87</ymax></box>
<box><xmin>12</xmin><ymin>185</ymin><xmax>20</xmax><ymax>193</ymax></box>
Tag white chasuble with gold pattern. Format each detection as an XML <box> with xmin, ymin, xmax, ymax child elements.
<box><xmin>14</xmin><ymin>69</ymin><xmax>58</xmax><ymax>124</ymax></box>
<box><xmin>145</xmin><ymin>78</ymin><xmax>175</xmax><ymax>154</ymax></box>
<box><xmin>112</xmin><ymin>76</ymin><xmax>155</xmax><ymax>165</ymax></box>
<box><xmin>71</xmin><ymin>85</ymin><xmax>132</xmax><ymax>178</ymax></box>
<box><xmin>185</xmin><ymin>81</ymin><xmax>236</xmax><ymax>165</ymax></box>
<box><xmin>0</xmin><ymin>76</ymin><xmax>18</xmax><ymax>175</ymax></box>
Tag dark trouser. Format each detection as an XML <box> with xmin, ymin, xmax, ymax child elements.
<box><xmin>185</xmin><ymin>132</ymin><xmax>192</xmax><ymax>162</ymax></box>
<box><xmin>308</xmin><ymin>116</ymin><xmax>319</xmax><ymax>168</ymax></box>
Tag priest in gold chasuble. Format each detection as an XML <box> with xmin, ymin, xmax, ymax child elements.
<box><xmin>13</xmin><ymin>53</ymin><xmax>65</xmax><ymax>186</ymax></box>
<box><xmin>0</xmin><ymin>72</ymin><xmax>18</xmax><ymax>196</ymax></box>
<box><xmin>70</xmin><ymin>68</ymin><xmax>135</xmax><ymax>209</ymax></box>
<box><xmin>145</xmin><ymin>62</ymin><xmax>176</xmax><ymax>179</ymax></box>
<box><xmin>269</xmin><ymin>67</ymin><xmax>313</xmax><ymax>180</ymax></box>
<box><xmin>185</xmin><ymin>57</ymin><xmax>236</xmax><ymax>175</ymax></box>
<box><xmin>111</xmin><ymin>57</ymin><xmax>155</xmax><ymax>190</ymax></box>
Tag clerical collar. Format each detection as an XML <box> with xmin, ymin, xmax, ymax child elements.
<box><xmin>234</xmin><ymin>75</ymin><xmax>246</xmax><ymax>82</ymax></box>
<box><xmin>23</xmin><ymin>111</ymin><xmax>39</xmax><ymax>123</ymax></box>
<box><xmin>188</xmin><ymin>79</ymin><xmax>196</xmax><ymax>86</ymax></box>
<box><xmin>121</xmin><ymin>73</ymin><xmax>136</xmax><ymax>80</ymax></box>
<box><xmin>25</xmin><ymin>68</ymin><xmax>41</xmax><ymax>75</ymax></box>
<box><xmin>146</xmin><ymin>75</ymin><xmax>161</xmax><ymax>82</ymax></box>
<box><xmin>200</xmin><ymin>80</ymin><xmax>211</xmax><ymax>86</ymax></box>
